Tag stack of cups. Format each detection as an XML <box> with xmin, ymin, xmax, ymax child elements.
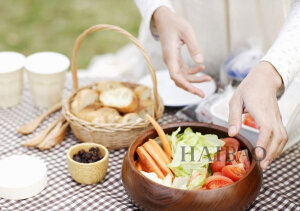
<box><xmin>0</xmin><ymin>52</ymin><xmax>25</xmax><ymax>108</ymax></box>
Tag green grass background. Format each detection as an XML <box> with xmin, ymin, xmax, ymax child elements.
<box><xmin>0</xmin><ymin>0</ymin><xmax>141</xmax><ymax>68</ymax></box>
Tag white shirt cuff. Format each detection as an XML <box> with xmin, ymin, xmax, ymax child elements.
<box><xmin>135</xmin><ymin>0</ymin><xmax>174</xmax><ymax>40</ymax></box>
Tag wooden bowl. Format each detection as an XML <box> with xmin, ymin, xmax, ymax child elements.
<box><xmin>67</xmin><ymin>143</ymin><xmax>109</xmax><ymax>184</ymax></box>
<box><xmin>122</xmin><ymin>122</ymin><xmax>263</xmax><ymax>211</ymax></box>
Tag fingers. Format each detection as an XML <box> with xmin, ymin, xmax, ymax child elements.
<box><xmin>274</xmin><ymin>107</ymin><xmax>288</xmax><ymax>157</ymax></box>
<box><xmin>186</xmin><ymin>65</ymin><xmax>210</xmax><ymax>82</ymax></box>
<box><xmin>168</xmin><ymin>64</ymin><xmax>210</xmax><ymax>97</ymax></box>
<box><xmin>162</xmin><ymin>42</ymin><xmax>207</xmax><ymax>97</ymax></box>
<box><xmin>262</xmin><ymin>129</ymin><xmax>280</xmax><ymax>168</ymax></box>
<box><xmin>256</xmin><ymin>103</ymin><xmax>287</xmax><ymax>169</ymax></box>
<box><xmin>228</xmin><ymin>94</ymin><xmax>243</xmax><ymax>137</ymax></box>
<box><xmin>186</xmin><ymin>74</ymin><xmax>212</xmax><ymax>83</ymax></box>
<box><xmin>276</xmin><ymin>126</ymin><xmax>288</xmax><ymax>157</ymax></box>
<box><xmin>188</xmin><ymin>65</ymin><xmax>205</xmax><ymax>74</ymax></box>
<box><xmin>256</xmin><ymin>123</ymin><xmax>287</xmax><ymax>169</ymax></box>
<box><xmin>180</xmin><ymin>25</ymin><xmax>203</xmax><ymax>64</ymax></box>
<box><xmin>172</xmin><ymin>72</ymin><xmax>206</xmax><ymax>98</ymax></box>
<box><xmin>262</xmin><ymin>124</ymin><xmax>288</xmax><ymax>169</ymax></box>
<box><xmin>160</xmin><ymin>27</ymin><xmax>208</xmax><ymax>97</ymax></box>
<box><xmin>165</xmin><ymin>56</ymin><xmax>206</xmax><ymax>97</ymax></box>
<box><xmin>255</xmin><ymin>126</ymin><xmax>272</xmax><ymax>168</ymax></box>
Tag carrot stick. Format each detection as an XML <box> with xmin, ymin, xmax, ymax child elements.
<box><xmin>136</xmin><ymin>146</ymin><xmax>164</xmax><ymax>179</ymax></box>
<box><xmin>143</xmin><ymin>140</ymin><xmax>173</xmax><ymax>178</ymax></box>
<box><xmin>135</xmin><ymin>159</ymin><xmax>142</xmax><ymax>171</ymax></box>
<box><xmin>147</xmin><ymin>139</ymin><xmax>171</xmax><ymax>164</ymax></box>
<box><xmin>145</xmin><ymin>114</ymin><xmax>172</xmax><ymax>159</ymax></box>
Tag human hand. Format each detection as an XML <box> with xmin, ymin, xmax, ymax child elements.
<box><xmin>228</xmin><ymin>61</ymin><xmax>288</xmax><ymax>169</ymax></box>
<box><xmin>153</xmin><ymin>6</ymin><xmax>211</xmax><ymax>97</ymax></box>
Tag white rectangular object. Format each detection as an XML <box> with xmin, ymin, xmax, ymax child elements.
<box><xmin>211</xmin><ymin>79</ymin><xmax>300</xmax><ymax>151</ymax></box>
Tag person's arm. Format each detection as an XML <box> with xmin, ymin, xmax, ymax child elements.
<box><xmin>134</xmin><ymin>1</ymin><xmax>211</xmax><ymax>97</ymax></box>
<box><xmin>262</xmin><ymin>0</ymin><xmax>300</xmax><ymax>89</ymax></box>
<box><xmin>134</xmin><ymin>0</ymin><xmax>174</xmax><ymax>39</ymax></box>
<box><xmin>228</xmin><ymin>0</ymin><xmax>300</xmax><ymax>169</ymax></box>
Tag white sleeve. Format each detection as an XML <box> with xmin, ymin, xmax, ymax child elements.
<box><xmin>262</xmin><ymin>0</ymin><xmax>300</xmax><ymax>89</ymax></box>
<box><xmin>134</xmin><ymin>0</ymin><xmax>174</xmax><ymax>39</ymax></box>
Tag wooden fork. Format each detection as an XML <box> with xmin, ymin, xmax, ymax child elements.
<box><xmin>17</xmin><ymin>102</ymin><xmax>62</xmax><ymax>135</ymax></box>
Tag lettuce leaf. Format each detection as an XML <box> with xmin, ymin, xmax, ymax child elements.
<box><xmin>172</xmin><ymin>176</ymin><xmax>189</xmax><ymax>189</ymax></box>
<box><xmin>168</xmin><ymin>127</ymin><xmax>225</xmax><ymax>184</ymax></box>
<box><xmin>187</xmin><ymin>168</ymin><xmax>207</xmax><ymax>190</ymax></box>
<box><xmin>141</xmin><ymin>171</ymin><xmax>172</xmax><ymax>187</ymax></box>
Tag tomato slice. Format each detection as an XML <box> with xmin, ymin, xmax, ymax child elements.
<box><xmin>213</xmin><ymin>172</ymin><xmax>223</xmax><ymax>176</ymax></box>
<box><xmin>235</xmin><ymin>150</ymin><xmax>251</xmax><ymax>172</ymax></box>
<box><xmin>221</xmin><ymin>137</ymin><xmax>240</xmax><ymax>153</ymax></box>
<box><xmin>222</xmin><ymin>164</ymin><xmax>246</xmax><ymax>182</ymax></box>
<box><xmin>243</xmin><ymin>114</ymin><xmax>258</xmax><ymax>129</ymax></box>
<box><xmin>205</xmin><ymin>175</ymin><xmax>234</xmax><ymax>189</ymax></box>
<box><xmin>210</xmin><ymin>151</ymin><xmax>226</xmax><ymax>173</ymax></box>
<box><xmin>201</xmin><ymin>185</ymin><xmax>207</xmax><ymax>190</ymax></box>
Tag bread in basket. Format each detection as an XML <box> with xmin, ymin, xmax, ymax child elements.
<box><xmin>62</xmin><ymin>24</ymin><xmax>164</xmax><ymax>149</ymax></box>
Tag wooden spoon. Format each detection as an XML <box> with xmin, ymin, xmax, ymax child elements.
<box><xmin>17</xmin><ymin>102</ymin><xmax>62</xmax><ymax>135</ymax></box>
<box><xmin>22</xmin><ymin>117</ymin><xmax>61</xmax><ymax>147</ymax></box>
<box><xmin>38</xmin><ymin>117</ymin><xmax>69</xmax><ymax>150</ymax></box>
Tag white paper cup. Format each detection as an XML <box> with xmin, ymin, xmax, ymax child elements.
<box><xmin>0</xmin><ymin>52</ymin><xmax>25</xmax><ymax>108</ymax></box>
<box><xmin>25</xmin><ymin>52</ymin><xmax>70</xmax><ymax>108</ymax></box>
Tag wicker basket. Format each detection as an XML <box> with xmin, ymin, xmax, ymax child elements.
<box><xmin>62</xmin><ymin>24</ymin><xmax>164</xmax><ymax>149</ymax></box>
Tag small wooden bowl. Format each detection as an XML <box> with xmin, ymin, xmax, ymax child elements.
<box><xmin>67</xmin><ymin>143</ymin><xmax>109</xmax><ymax>184</ymax></box>
<box><xmin>122</xmin><ymin>122</ymin><xmax>263</xmax><ymax>211</ymax></box>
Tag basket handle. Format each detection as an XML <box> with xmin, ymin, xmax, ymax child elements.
<box><xmin>71</xmin><ymin>24</ymin><xmax>160</xmax><ymax>117</ymax></box>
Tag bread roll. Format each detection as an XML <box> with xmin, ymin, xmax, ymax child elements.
<box><xmin>138</xmin><ymin>106</ymin><xmax>154</xmax><ymax>118</ymax></box>
<box><xmin>96</xmin><ymin>81</ymin><xmax>124</xmax><ymax>92</ymax></box>
<box><xmin>76</xmin><ymin>103</ymin><xmax>102</xmax><ymax>122</ymax></box>
<box><xmin>139</xmin><ymin>100</ymin><xmax>154</xmax><ymax>108</ymax></box>
<box><xmin>99</xmin><ymin>87</ymin><xmax>138</xmax><ymax>113</ymax></box>
<box><xmin>134</xmin><ymin>86</ymin><xmax>155</xmax><ymax>118</ymax></box>
<box><xmin>71</xmin><ymin>89</ymin><xmax>99</xmax><ymax>115</ymax></box>
<box><xmin>119</xmin><ymin>113</ymin><xmax>142</xmax><ymax>124</ymax></box>
<box><xmin>134</xmin><ymin>85</ymin><xmax>152</xmax><ymax>101</ymax></box>
<box><xmin>137</xmin><ymin>99</ymin><xmax>155</xmax><ymax>118</ymax></box>
<box><xmin>92</xmin><ymin>107</ymin><xmax>121</xmax><ymax>124</ymax></box>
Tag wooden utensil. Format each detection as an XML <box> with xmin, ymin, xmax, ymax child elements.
<box><xmin>38</xmin><ymin>117</ymin><xmax>69</xmax><ymax>150</ymax></box>
<box><xmin>17</xmin><ymin>102</ymin><xmax>62</xmax><ymax>135</ymax></box>
<box><xmin>22</xmin><ymin>117</ymin><xmax>61</xmax><ymax>147</ymax></box>
<box><xmin>122</xmin><ymin>122</ymin><xmax>263</xmax><ymax>211</ymax></box>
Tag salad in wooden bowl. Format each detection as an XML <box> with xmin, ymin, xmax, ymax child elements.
<box><xmin>122</xmin><ymin>117</ymin><xmax>263</xmax><ymax>211</ymax></box>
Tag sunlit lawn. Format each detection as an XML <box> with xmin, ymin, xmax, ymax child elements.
<box><xmin>0</xmin><ymin>0</ymin><xmax>141</xmax><ymax>68</ymax></box>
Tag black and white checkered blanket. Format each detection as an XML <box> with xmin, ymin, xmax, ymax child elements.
<box><xmin>0</xmin><ymin>77</ymin><xmax>299</xmax><ymax>211</ymax></box>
